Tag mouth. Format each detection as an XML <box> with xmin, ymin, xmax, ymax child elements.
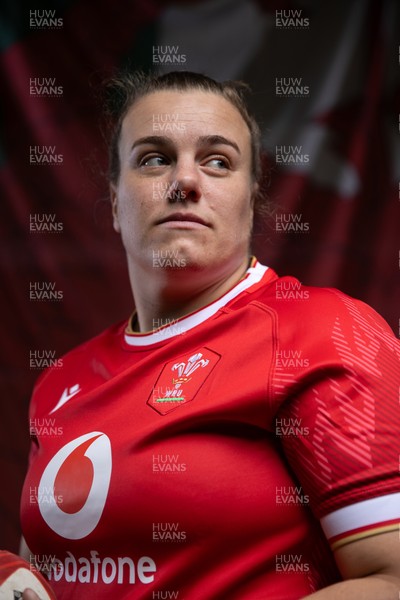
<box><xmin>156</xmin><ymin>212</ymin><xmax>210</xmax><ymax>229</ymax></box>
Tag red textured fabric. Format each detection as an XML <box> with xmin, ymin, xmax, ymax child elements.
<box><xmin>20</xmin><ymin>262</ymin><xmax>399</xmax><ymax>598</ymax></box>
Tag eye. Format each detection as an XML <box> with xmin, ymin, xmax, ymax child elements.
<box><xmin>139</xmin><ymin>154</ymin><xmax>169</xmax><ymax>167</ymax></box>
<box><xmin>204</xmin><ymin>157</ymin><xmax>229</xmax><ymax>169</ymax></box>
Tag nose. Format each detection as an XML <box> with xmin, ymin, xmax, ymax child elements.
<box><xmin>168</xmin><ymin>159</ymin><xmax>201</xmax><ymax>203</ymax></box>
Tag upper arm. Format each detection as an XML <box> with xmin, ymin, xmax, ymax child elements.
<box><xmin>270</xmin><ymin>289</ymin><xmax>400</xmax><ymax>590</ymax></box>
<box><xmin>334</xmin><ymin>530</ymin><xmax>400</xmax><ymax>582</ymax></box>
<box><xmin>274</xmin><ymin>290</ymin><xmax>400</xmax><ymax>549</ymax></box>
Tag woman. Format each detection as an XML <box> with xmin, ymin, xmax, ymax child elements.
<box><xmin>20</xmin><ymin>71</ymin><xmax>400</xmax><ymax>599</ymax></box>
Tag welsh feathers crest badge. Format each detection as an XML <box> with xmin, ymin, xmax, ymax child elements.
<box><xmin>148</xmin><ymin>348</ymin><xmax>220</xmax><ymax>415</ymax></box>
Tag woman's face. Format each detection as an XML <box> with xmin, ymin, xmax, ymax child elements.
<box><xmin>111</xmin><ymin>89</ymin><xmax>256</xmax><ymax>279</ymax></box>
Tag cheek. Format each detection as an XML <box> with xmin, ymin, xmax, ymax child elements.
<box><xmin>114</xmin><ymin>197</ymin><xmax>142</xmax><ymax>247</ymax></box>
<box><xmin>208</xmin><ymin>176</ymin><xmax>252</xmax><ymax>210</ymax></box>
<box><xmin>213</xmin><ymin>199</ymin><xmax>252</xmax><ymax>246</ymax></box>
<box><xmin>116</xmin><ymin>179</ymin><xmax>145</xmax><ymax>222</ymax></box>
<box><xmin>232</xmin><ymin>186</ymin><xmax>254</xmax><ymax>237</ymax></box>
<box><xmin>224</xmin><ymin>183</ymin><xmax>253</xmax><ymax>223</ymax></box>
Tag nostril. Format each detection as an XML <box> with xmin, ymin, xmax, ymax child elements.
<box><xmin>168</xmin><ymin>188</ymin><xmax>200</xmax><ymax>203</ymax></box>
<box><xmin>167</xmin><ymin>188</ymin><xmax>187</xmax><ymax>203</ymax></box>
<box><xmin>186</xmin><ymin>189</ymin><xmax>199</xmax><ymax>201</ymax></box>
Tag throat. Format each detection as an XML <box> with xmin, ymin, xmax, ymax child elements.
<box><xmin>131</xmin><ymin>257</ymin><xmax>251</xmax><ymax>334</ymax></box>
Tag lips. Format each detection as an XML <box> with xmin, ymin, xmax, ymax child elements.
<box><xmin>156</xmin><ymin>212</ymin><xmax>210</xmax><ymax>227</ymax></box>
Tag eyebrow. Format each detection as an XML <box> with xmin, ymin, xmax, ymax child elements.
<box><xmin>130</xmin><ymin>134</ymin><xmax>241</xmax><ymax>154</ymax></box>
<box><xmin>199</xmin><ymin>135</ymin><xmax>241</xmax><ymax>154</ymax></box>
<box><xmin>131</xmin><ymin>136</ymin><xmax>170</xmax><ymax>152</ymax></box>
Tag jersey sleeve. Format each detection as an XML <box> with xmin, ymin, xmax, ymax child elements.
<box><xmin>271</xmin><ymin>287</ymin><xmax>400</xmax><ymax>550</ymax></box>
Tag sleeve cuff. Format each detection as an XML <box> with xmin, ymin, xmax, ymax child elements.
<box><xmin>320</xmin><ymin>492</ymin><xmax>400</xmax><ymax>550</ymax></box>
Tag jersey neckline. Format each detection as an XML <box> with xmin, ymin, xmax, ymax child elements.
<box><xmin>123</xmin><ymin>259</ymin><xmax>269</xmax><ymax>348</ymax></box>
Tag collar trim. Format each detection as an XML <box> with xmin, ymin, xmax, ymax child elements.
<box><xmin>124</xmin><ymin>260</ymin><xmax>268</xmax><ymax>347</ymax></box>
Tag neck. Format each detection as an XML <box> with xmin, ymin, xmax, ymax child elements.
<box><xmin>128</xmin><ymin>256</ymin><xmax>251</xmax><ymax>333</ymax></box>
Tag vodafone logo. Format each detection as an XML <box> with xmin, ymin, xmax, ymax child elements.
<box><xmin>38</xmin><ymin>432</ymin><xmax>112</xmax><ymax>540</ymax></box>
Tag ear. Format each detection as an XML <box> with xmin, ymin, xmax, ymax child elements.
<box><xmin>250</xmin><ymin>181</ymin><xmax>259</xmax><ymax>209</ymax></box>
<box><xmin>249</xmin><ymin>181</ymin><xmax>259</xmax><ymax>223</ymax></box>
<box><xmin>110</xmin><ymin>184</ymin><xmax>121</xmax><ymax>233</ymax></box>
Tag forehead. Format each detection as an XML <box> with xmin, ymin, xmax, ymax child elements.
<box><xmin>120</xmin><ymin>90</ymin><xmax>251</xmax><ymax>148</ymax></box>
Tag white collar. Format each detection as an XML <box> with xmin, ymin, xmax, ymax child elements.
<box><xmin>124</xmin><ymin>260</ymin><xmax>268</xmax><ymax>348</ymax></box>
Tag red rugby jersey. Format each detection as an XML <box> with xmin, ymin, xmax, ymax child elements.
<box><xmin>20</xmin><ymin>259</ymin><xmax>400</xmax><ymax>599</ymax></box>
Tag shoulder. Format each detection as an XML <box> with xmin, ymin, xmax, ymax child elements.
<box><xmin>250</xmin><ymin>270</ymin><xmax>397</xmax><ymax>345</ymax></box>
<box><xmin>238</xmin><ymin>269</ymin><xmax>400</xmax><ymax>390</ymax></box>
<box><xmin>29</xmin><ymin>319</ymin><xmax>128</xmax><ymax>417</ymax></box>
<box><xmin>52</xmin><ymin>318</ymin><xmax>127</xmax><ymax>368</ymax></box>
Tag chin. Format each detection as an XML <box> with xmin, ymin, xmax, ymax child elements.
<box><xmin>149</xmin><ymin>241</ymin><xmax>210</xmax><ymax>271</ymax></box>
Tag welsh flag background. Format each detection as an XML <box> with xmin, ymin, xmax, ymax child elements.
<box><xmin>0</xmin><ymin>0</ymin><xmax>399</xmax><ymax>551</ymax></box>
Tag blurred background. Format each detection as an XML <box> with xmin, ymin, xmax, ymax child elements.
<box><xmin>0</xmin><ymin>0</ymin><xmax>399</xmax><ymax>552</ymax></box>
